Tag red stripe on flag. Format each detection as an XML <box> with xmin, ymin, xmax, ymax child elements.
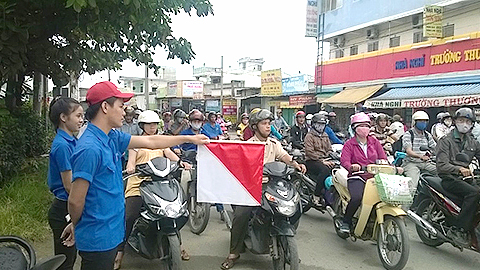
<box><xmin>205</xmin><ymin>142</ymin><xmax>264</xmax><ymax>204</ymax></box>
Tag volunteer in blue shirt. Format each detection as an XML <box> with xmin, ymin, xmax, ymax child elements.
<box><xmin>61</xmin><ymin>81</ymin><xmax>209</xmax><ymax>270</ymax></box>
<box><xmin>47</xmin><ymin>97</ymin><xmax>84</xmax><ymax>270</ymax></box>
<box><xmin>203</xmin><ymin>111</ymin><xmax>224</xmax><ymax>139</ymax></box>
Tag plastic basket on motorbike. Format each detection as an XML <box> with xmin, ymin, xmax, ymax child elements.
<box><xmin>374</xmin><ymin>173</ymin><xmax>414</xmax><ymax>205</ymax></box>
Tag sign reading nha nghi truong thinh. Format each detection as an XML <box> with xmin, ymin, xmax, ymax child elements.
<box><xmin>423</xmin><ymin>5</ymin><xmax>443</xmax><ymax>38</ymax></box>
<box><xmin>261</xmin><ymin>69</ymin><xmax>282</xmax><ymax>96</ymax></box>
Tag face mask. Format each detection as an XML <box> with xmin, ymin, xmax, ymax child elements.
<box><xmin>355</xmin><ymin>126</ymin><xmax>370</xmax><ymax>138</ymax></box>
<box><xmin>191</xmin><ymin>122</ymin><xmax>203</xmax><ymax>130</ymax></box>
<box><xmin>456</xmin><ymin>123</ymin><xmax>473</xmax><ymax>134</ymax></box>
<box><xmin>415</xmin><ymin>122</ymin><xmax>427</xmax><ymax>131</ymax></box>
<box><xmin>313</xmin><ymin>123</ymin><xmax>325</xmax><ymax>133</ymax></box>
<box><xmin>444</xmin><ymin>119</ymin><xmax>452</xmax><ymax>127</ymax></box>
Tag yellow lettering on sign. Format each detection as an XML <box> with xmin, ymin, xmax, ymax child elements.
<box><xmin>430</xmin><ymin>49</ymin><xmax>462</xmax><ymax>66</ymax></box>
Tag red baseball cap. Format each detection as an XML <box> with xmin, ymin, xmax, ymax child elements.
<box><xmin>86</xmin><ymin>81</ymin><xmax>134</xmax><ymax>106</ymax></box>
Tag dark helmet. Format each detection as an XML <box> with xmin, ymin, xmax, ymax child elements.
<box><xmin>375</xmin><ymin>113</ymin><xmax>389</xmax><ymax>123</ymax></box>
<box><xmin>249</xmin><ymin>109</ymin><xmax>274</xmax><ymax>126</ymax></box>
<box><xmin>454</xmin><ymin>107</ymin><xmax>475</xmax><ymax>122</ymax></box>
<box><xmin>241</xmin><ymin>112</ymin><xmax>249</xmax><ymax>119</ymax></box>
<box><xmin>189</xmin><ymin>109</ymin><xmax>204</xmax><ymax>121</ymax></box>
<box><xmin>311</xmin><ymin>113</ymin><xmax>327</xmax><ymax>124</ymax></box>
<box><xmin>173</xmin><ymin>109</ymin><xmax>187</xmax><ymax>120</ymax></box>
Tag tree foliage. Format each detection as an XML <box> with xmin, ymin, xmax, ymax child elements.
<box><xmin>0</xmin><ymin>0</ymin><xmax>213</xmax><ymax>109</ymax></box>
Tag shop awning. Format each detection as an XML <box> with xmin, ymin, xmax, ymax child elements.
<box><xmin>364</xmin><ymin>84</ymin><xmax>480</xmax><ymax>109</ymax></box>
<box><xmin>322</xmin><ymin>84</ymin><xmax>384</xmax><ymax>108</ymax></box>
<box><xmin>315</xmin><ymin>92</ymin><xmax>336</xmax><ymax>103</ymax></box>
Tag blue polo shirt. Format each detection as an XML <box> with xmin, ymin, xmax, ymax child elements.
<box><xmin>48</xmin><ymin>129</ymin><xmax>76</xmax><ymax>201</ymax></box>
<box><xmin>174</xmin><ymin>127</ymin><xmax>208</xmax><ymax>152</ymax></box>
<box><xmin>71</xmin><ymin>123</ymin><xmax>131</xmax><ymax>252</ymax></box>
<box><xmin>202</xmin><ymin>122</ymin><xmax>222</xmax><ymax>139</ymax></box>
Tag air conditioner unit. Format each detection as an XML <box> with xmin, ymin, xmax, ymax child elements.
<box><xmin>332</xmin><ymin>36</ymin><xmax>346</xmax><ymax>48</ymax></box>
<box><xmin>366</xmin><ymin>28</ymin><xmax>379</xmax><ymax>39</ymax></box>
<box><xmin>412</xmin><ymin>14</ymin><xmax>422</xmax><ymax>28</ymax></box>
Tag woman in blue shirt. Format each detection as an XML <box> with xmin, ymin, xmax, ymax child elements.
<box><xmin>47</xmin><ymin>97</ymin><xmax>84</xmax><ymax>270</ymax></box>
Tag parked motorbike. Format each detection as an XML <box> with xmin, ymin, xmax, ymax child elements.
<box><xmin>124</xmin><ymin>157</ymin><xmax>188</xmax><ymax>270</ymax></box>
<box><xmin>0</xmin><ymin>235</ymin><xmax>65</xmax><ymax>270</ymax></box>
<box><xmin>181</xmin><ymin>150</ymin><xmax>232</xmax><ymax>235</ymax></box>
<box><xmin>414</xmin><ymin>152</ymin><xmax>480</xmax><ymax>252</ymax></box>
<box><xmin>244</xmin><ymin>162</ymin><xmax>301</xmax><ymax>270</ymax></box>
<box><xmin>331</xmin><ymin>164</ymin><xmax>411</xmax><ymax>270</ymax></box>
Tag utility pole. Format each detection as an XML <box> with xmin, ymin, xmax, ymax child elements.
<box><xmin>220</xmin><ymin>56</ymin><xmax>224</xmax><ymax>114</ymax></box>
<box><xmin>316</xmin><ymin>0</ymin><xmax>325</xmax><ymax>94</ymax></box>
<box><xmin>145</xmin><ymin>64</ymin><xmax>149</xmax><ymax>110</ymax></box>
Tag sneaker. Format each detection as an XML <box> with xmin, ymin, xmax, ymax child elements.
<box><xmin>339</xmin><ymin>221</ymin><xmax>351</xmax><ymax>234</ymax></box>
<box><xmin>447</xmin><ymin>227</ymin><xmax>470</xmax><ymax>247</ymax></box>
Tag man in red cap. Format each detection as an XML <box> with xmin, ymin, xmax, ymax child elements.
<box><xmin>61</xmin><ymin>81</ymin><xmax>209</xmax><ymax>270</ymax></box>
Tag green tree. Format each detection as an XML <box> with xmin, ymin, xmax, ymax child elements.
<box><xmin>0</xmin><ymin>0</ymin><xmax>213</xmax><ymax>112</ymax></box>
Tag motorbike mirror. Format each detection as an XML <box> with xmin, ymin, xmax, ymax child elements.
<box><xmin>456</xmin><ymin>153</ymin><xmax>470</xmax><ymax>163</ymax></box>
<box><xmin>419</xmin><ymin>146</ymin><xmax>430</xmax><ymax>151</ymax></box>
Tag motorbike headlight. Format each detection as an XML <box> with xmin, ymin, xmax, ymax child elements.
<box><xmin>148</xmin><ymin>204</ymin><xmax>165</xmax><ymax>216</ymax></box>
<box><xmin>276</xmin><ymin>199</ymin><xmax>297</xmax><ymax>217</ymax></box>
<box><xmin>165</xmin><ymin>202</ymin><xmax>183</xmax><ymax>218</ymax></box>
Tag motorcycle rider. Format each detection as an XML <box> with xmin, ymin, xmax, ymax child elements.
<box><xmin>290</xmin><ymin>110</ymin><xmax>308</xmax><ymax>149</ymax></box>
<box><xmin>370</xmin><ymin>113</ymin><xmax>398</xmax><ymax>157</ymax></box>
<box><xmin>389</xmin><ymin>114</ymin><xmax>405</xmax><ymax>138</ymax></box>
<box><xmin>306</xmin><ymin>114</ymin><xmax>314</xmax><ymax>129</ymax></box>
<box><xmin>327</xmin><ymin>111</ymin><xmax>341</xmax><ymax>133</ymax></box>
<box><xmin>173</xmin><ymin>109</ymin><xmax>209</xmax><ymax>154</ymax></box>
<box><xmin>220</xmin><ymin>109</ymin><xmax>306</xmax><ymax>270</ymax></box>
<box><xmin>432</xmin><ymin>112</ymin><xmax>453</xmax><ymax>142</ymax></box>
<box><xmin>339</xmin><ymin>112</ymin><xmax>388</xmax><ymax>233</ymax></box>
<box><xmin>402</xmin><ymin>110</ymin><xmax>437</xmax><ymax>189</ymax></box>
<box><xmin>115</xmin><ymin>110</ymin><xmax>192</xmax><ymax>269</ymax></box>
<box><xmin>273</xmin><ymin>109</ymin><xmax>289</xmax><ymax>134</ymax></box>
<box><xmin>236</xmin><ymin>113</ymin><xmax>249</xmax><ymax>139</ymax></box>
<box><xmin>168</xmin><ymin>109</ymin><xmax>189</xmax><ymax>135</ymax></box>
<box><xmin>437</xmin><ymin>107</ymin><xmax>480</xmax><ymax>246</ymax></box>
<box><xmin>203</xmin><ymin>111</ymin><xmax>224</xmax><ymax>140</ymax></box>
<box><xmin>304</xmin><ymin>113</ymin><xmax>334</xmax><ymax>206</ymax></box>
<box><xmin>319</xmin><ymin>111</ymin><xmax>343</xmax><ymax>145</ymax></box>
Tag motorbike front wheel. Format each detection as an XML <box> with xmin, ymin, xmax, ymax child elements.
<box><xmin>376</xmin><ymin>216</ymin><xmax>410</xmax><ymax>270</ymax></box>
<box><xmin>415</xmin><ymin>199</ymin><xmax>445</xmax><ymax>247</ymax></box>
<box><xmin>272</xmin><ymin>236</ymin><xmax>299</xmax><ymax>270</ymax></box>
<box><xmin>167</xmin><ymin>235</ymin><xmax>181</xmax><ymax>270</ymax></box>
<box><xmin>188</xmin><ymin>196</ymin><xmax>211</xmax><ymax>235</ymax></box>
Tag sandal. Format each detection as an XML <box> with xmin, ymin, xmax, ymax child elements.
<box><xmin>220</xmin><ymin>254</ymin><xmax>240</xmax><ymax>269</ymax></box>
<box><xmin>114</xmin><ymin>251</ymin><xmax>124</xmax><ymax>270</ymax></box>
<box><xmin>181</xmin><ymin>249</ymin><xmax>190</xmax><ymax>261</ymax></box>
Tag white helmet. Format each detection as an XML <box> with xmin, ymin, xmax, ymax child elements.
<box><xmin>412</xmin><ymin>111</ymin><xmax>429</xmax><ymax>122</ymax></box>
<box><xmin>138</xmin><ymin>110</ymin><xmax>161</xmax><ymax>123</ymax></box>
<box><xmin>306</xmin><ymin>114</ymin><xmax>314</xmax><ymax>120</ymax></box>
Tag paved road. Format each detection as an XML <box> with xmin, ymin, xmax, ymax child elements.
<box><xmin>34</xmin><ymin>206</ymin><xmax>479</xmax><ymax>269</ymax></box>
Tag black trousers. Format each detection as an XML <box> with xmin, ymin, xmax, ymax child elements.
<box><xmin>79</xmin><ymin>246</ymin><xmax>117</xmax><ymax>270</ymax></box>
<box><xmin>305</xmin><ymin>160</ymin><xmax>332</xmax><ymax>196</ymax></box>
<box><xmin>118</xmin><ymin>196</ymin><xmax>143</xmax><ymax>251</ymax></box>
<box><xmin>47</xmin><ymin>198</ymin><xmax>77</xmax><ymax>270</ymax></box>
<box><xmin>343</xmin><ymin>178</ymin><xmax>366</xmax><ymax>225</ymax></box>
<box><xmin>441</xmin><ymin>178</ymin><xmax>480</xmax><ymax>231</ymax></box>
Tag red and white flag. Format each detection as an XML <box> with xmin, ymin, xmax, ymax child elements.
<box><xmin>197</xmin><ymin>141</ymin><xmax>265</xmax><ymax>206</ymax></box>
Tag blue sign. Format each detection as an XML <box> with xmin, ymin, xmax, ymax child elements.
<box><xmin>395</xmin><ymin>55</ymin><xmax>425</xmax><ymax>70</ymax></box>
<box><xmin>282</xmin><ymin>75</ymin><xmax>309</xmax><ymax>95</ymax></box>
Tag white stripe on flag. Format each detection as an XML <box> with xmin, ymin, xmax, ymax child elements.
<box><xmin>197</xmin><ymin>145</ymin><xmax>260</xmax><ymax>206</ymax></box>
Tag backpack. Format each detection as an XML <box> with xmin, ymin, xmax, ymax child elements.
<box><xmin>391</xmin><ymin>129</ymin><xmax>432</xmax><ymax>153</ymax></box>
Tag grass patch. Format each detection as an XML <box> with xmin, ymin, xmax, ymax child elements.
<box><xmin>0</xmin><ymin>157</ymin><xmax>53</xmax><ymax>242</ymax></box>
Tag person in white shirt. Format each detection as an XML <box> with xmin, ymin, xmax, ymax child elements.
<box><xmin>389</xmin><ymin>114</ymin><xmax>405</xmax><ymax>138</ymax></box>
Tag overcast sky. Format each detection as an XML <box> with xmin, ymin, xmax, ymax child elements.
<box><xmin>79</xmin><ymin>0</ymin><xmax>319</xmax><ymax>88</ymax></box>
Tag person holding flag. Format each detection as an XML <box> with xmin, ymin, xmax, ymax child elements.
<box><xmin>220</xmin><ymin>108</ymin><xmax>306</xmax><ymax>270</ymax></box>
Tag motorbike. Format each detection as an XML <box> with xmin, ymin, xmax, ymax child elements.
<box><xmin>331</xmin><ymin>164</ymin><xmax>412</xmax><ymax>270</ymax></box>
<box><xmin>181</xmin><ymin>150</ymin><xmax>232</xmax><ymax>235</ymax></box>
<box><xmin>244</xmin><ymin>162</ymin><xmax>302</xmax><ymax>270</ymax></box>
<box><xmin>124</xmin><ymin>157</ymin><xmax>188</xmax><ymax>270</ymax></box>
<box><xmin>0</xmin><ymin>235</ymin><xmax>65</xmax><ymax>270</ymax></box>
<box><xmin>414</xmin><ymin>152</ymin><xmax>480</xmax><ymax>252</ymax></box>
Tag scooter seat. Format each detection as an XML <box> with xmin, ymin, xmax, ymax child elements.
<box><xmin>422</xmin><ymin>175</ymin><xmax>463</xmax><ymax>205</ymax></box>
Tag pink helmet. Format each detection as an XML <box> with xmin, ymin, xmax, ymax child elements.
<box><xmin>351</xmin><ymin>112</ymin><xmax>371</xmax><ymax>128</ymax></box>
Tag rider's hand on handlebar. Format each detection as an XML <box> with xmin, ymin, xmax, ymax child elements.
<box><xmin>351</xmin><ymin>164</ymin><xmax>361</xmax><ymax>172</ymax></box>
<box><xmin>181</xmin><ymin>161</ymin><xmax>193</xmax><ymax>170</ymax></box>
<box><xmin>323</xmin><ymin>160</ymin><xmax>335</xmax><ymax>169</ymax></box>
<box><xmin>295</xmin><ymin>164</ymin><xmax>307</xmax><ymax>174</ymax></box>
<box><xmin>420</xmin><ymin>155</ymin><xmax>431</xmax><ymax>162</ymax></box>
<box><xmin>126</xmin><ymin>164</ymin><xmax>135</xmax><ymax>174</ymax></box>
<box><xmin>459</xmin><ymin>167</ymin><xmax>472</xmax><ymax>177</ymax></box>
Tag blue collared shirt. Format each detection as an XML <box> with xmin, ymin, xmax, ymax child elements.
<box><xmin>202</xmin><ymin>122</ymin><xmax>222</xmax><ymax>139</ymax></box>
<box><xmin>48</xmin><ymin>129</ymin><xmax>76</xmax><ymax>201</ymax></box>
<box><xmin>174</xmin><ymin>127</ymin><xmax>208</xmax><ymax>152</ymax></box>
<box><xmin>71</xmin><ymin>123</ymin><xmax>131</xmax><ymax>252</ymax></box>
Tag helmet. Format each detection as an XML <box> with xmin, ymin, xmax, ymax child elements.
<box><xmin>173</xmin><ymin>109</ymin><xmax>187</xmax><ymax>120</ymax></box>
<box><xmin>162</xmin><ymin>111</ymin><xmax>171</xmax><ymax>118</ymax></box>
<box><xmin>189</xmin><ymin>109</ymin><xmax>205</xmax><ymax>121</ymax></box>
<box><xmin>351</xmin><ymin>112</ymin><xmax>371</xmax><ymax>127</ymax></box>
<box><xmin>249</xmin><ymin>109</ymin><xmax>274</xmax><ymax>126</ymax></box>
<box><xmin>441</xmin><ymin>112</ymin><xmax>451</xmax><ymax>120</ymax></box>
<box><xmin>318</xmin><ymin>111</ymin><xmax>329</xmax><ymax>116</ymax></box>
<box><xmin>124</xmin><ymin>106</ymin><xmax>135</xmax><ymax>115</ymax></box>
<box><xmin>412</xmin><ymin>111</ymin><xmax>429</xmax><ymax>121</ymax></box>
<box><xmin>306</xmin><ymin>114</ymin><xmax>314</xmax><ymax>120</ymax></box>
<box><xmin>207</xmin><ymin>111</ymin><xmax>217</xmax><ymax>119</ymax></box>
<box><xmin>241</xmin><ymin>112</ymin><xmax>249</xmax><ymax>119</ymax></box>
<box><xmin>138</xmin><ymin>110</ymin><xmax>161</xmax><ymax>123</ymax></box>
<box><xmin>376</xmin><ymin>113</ymin><xmax>388</xmax><ymax>123</ymax></box>
<box><xmin>436</xmin><ymin>112</ymin><xmax>445</xmax><ymax>121</ymax></box>
<box><xmin>454</xmin><ymin>107</ymin><xmax>475</xmax><ymax>122</ymax></box>
<box><xmin>328</xmin><ymin>111</ymin><xmax>337</xmax><ymax>117</ymax></box>
<box><xmin>392</xmin><ymin>114</ymin><xmax>402</xmax><ymax>122</ymax></box>
<box><xmin>311</xmin><ymin>113</ymin><xmax>327</xmax><ymax>124</ymax></box>
<box><xmin>295</xmin><ymin>111</ymin><xmax>306</xmax><ymax>118</ymax></box>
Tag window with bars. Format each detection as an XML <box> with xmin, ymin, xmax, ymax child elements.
<box><xmin>335</xmin><ymin>49</ymin><xmax>344</xmax><ymax>58</ymax></box>
<box><xmin>350</xmin><ymin>45</ymin><xmax>358</xmax><ymax>56</ymax></box>
<box><xmin>367</xmin><ymin>41</ymin><xmax>379</xmax><ymax>52</ymax></box>
<box><xmin>389</xmin><ymin>36</ymin><xmax>400</xmax><ymax>48</ymax></box>
<box><xmin>413</xmin><ymin>32</ymin><xmax>427</xmax><ymax>43</ymax></box>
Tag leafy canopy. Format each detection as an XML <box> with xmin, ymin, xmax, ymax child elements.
<box><xmin>0</xmin><ymin>0</ymin><xmax>213</xmax><ymax>86</ymax></box>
